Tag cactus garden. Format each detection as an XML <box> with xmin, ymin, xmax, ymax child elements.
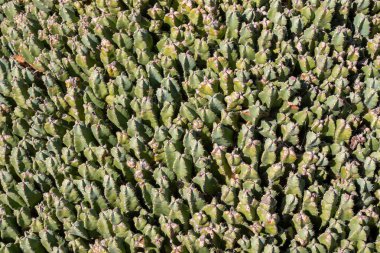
<box><xmin>0</xmin><ymin>0</ymin><xmax>379</xmax><ymax>252</ymax></box>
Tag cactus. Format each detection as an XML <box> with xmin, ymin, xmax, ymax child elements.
<box><xmin>0</xmin><ymin>0</ymin><xmax>378</xmax><ymax>252</ymax></box>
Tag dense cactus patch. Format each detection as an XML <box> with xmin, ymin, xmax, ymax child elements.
<box><xmin>0</xmin><ymin>0</ymin><xmax>379</xmax><ymax>252</ymax></box>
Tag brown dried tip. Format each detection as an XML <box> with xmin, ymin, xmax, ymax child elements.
<box><xmin>13</xmin><ymin>54</ymin><xmax>44</xmax><ymax>73</ymax></box>
<box><xmin>13</xmin><ymin>54</ymin><xmax>26</xmax><ymax>65</ymax></box>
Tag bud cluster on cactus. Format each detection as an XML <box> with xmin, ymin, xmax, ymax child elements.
<box><xmin>0</xmin><ymin>0</ymin><xmax>379</xmax><ymax>252</ymax></box>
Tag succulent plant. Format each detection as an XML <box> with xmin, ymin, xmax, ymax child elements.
<box><xmin>0</xmin><ymin>0</ymin><xmax>378</xmax><ymax>251</ymax></box>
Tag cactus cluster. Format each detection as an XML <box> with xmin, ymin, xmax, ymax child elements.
<box><xmin>0</xmin><ymin>0</ymin><xmax>379</xmax><ymax>252</ymax></box>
